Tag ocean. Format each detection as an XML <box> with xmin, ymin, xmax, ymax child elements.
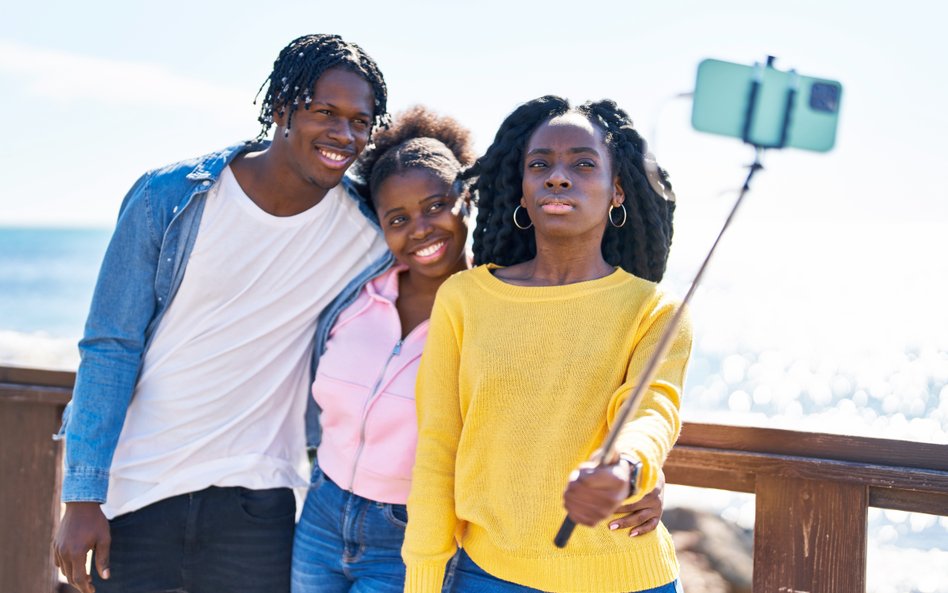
<box><xmin>0</xmin><ymin>223</ymin><xmax>945</xmax><ymax>592</ymax></box>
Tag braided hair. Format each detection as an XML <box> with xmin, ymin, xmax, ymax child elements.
<box><xmin>351</xmin><ymin>105</ymin><xmax>476</xmax><ymax>207</ymax></box>
<box><xmin>254</xmin><ymin>34</ymin><xmax>389</xmax><ymax>140</ymax></box>
<box><xmin>468</xmin><ymin>95</ymin><xmax>676</xmax><ymax>282</ymax></box>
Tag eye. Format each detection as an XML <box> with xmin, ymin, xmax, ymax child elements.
<box><xmin>316</xmin><ymin>109</ymin><xmax>333</xmax><ymax>116</ymax></box>
<box><xmin>389</xmin><ymin>215</ymin><xmax>407</xmax><ymax>227</ymax></box>
<box><xmin>527</xmin><ymin>160</ymin><xmax>547</xmax><ymax>169</ymax></box>
<box><xmin>576</xmin><ymin>159</ymin><xmax>596</xmax><ymax>168</ymax></box>
<box><xmin>352</xmin><ymin>118</ymin><xmax>370</xmax><ymax>129</ymax></box>
<box><xmin>426</xmin><ymin>201</ymin><xmax>446</xmax><ymax>214</ymax></box>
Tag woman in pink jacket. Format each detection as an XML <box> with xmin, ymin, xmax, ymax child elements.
<box><xmin>290</xmin><ymin>107</ymin><xmax>665</xmax><ymax>593</ymax></box>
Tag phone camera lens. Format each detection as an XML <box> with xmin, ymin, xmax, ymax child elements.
<box><xmin>810</xmin><ymin>83</ymin><xmax>840</xmax><ymax>113</ymax></box>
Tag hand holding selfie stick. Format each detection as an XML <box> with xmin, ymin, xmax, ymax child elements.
<box><xmin>554</xmin><ymin>148</ymin><xmax>766</xmax><ymax>548</ymax></box>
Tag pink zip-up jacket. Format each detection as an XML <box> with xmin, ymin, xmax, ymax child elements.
<box><xmin>313</xmin><ymin>265</ymin><xmax>428</xmax><ymax>504</ymax></box>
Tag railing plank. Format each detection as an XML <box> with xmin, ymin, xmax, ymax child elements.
<box><xmin>0</xmin><ymin>366</ymin><xmax>75</xmax><ymax>388</ymax></box>
<box><xmin>0</xmin><ymin>392</ymin><xmax>65</xmax><ymax>593</ymax></box>
<box><xmin>754</xmin><ymin>476</ymin><xmax>867</xmax><ymax>593</ymax></box>
<box><xmin>679</xmin><ymin>422</ymin><xmax>948</xmax><ymax>472</ymax></box>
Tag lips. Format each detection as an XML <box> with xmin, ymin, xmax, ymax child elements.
<box><xmin>315</xmin><ymin>145</ymin><xmax>355</xmax><ymax>170</ymax></box>
<box><xmin>538</xmin><ymin>195</ymin><xmax>576</xmax><ymax>214</ymax></box>
<box><xmin>410</xmin><ymin>240</ymin><xmax>448</xmax><ymax>264</ymax></box>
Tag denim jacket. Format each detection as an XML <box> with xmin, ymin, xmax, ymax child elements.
<box><xmin>59</xmin><ymin>140</ymin><xmax>394</xmax><ymax>502</ymax></box>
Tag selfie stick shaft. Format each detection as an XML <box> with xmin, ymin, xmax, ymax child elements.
<box><xmin>554</xmin><ymin>148</ymin><xmax>765</xmax><ymax>548</ymax></box>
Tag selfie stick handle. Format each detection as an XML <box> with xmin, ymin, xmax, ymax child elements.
<box><xmin>554</xmin><ymin>148</ymin><xmax>765</xmax><ymax>548</ymax></box>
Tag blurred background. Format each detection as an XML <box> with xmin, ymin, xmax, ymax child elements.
<box><xmin>1</xmin><ymin>1</ymin><xmax>945</xmax><ymax>591</ymax></box>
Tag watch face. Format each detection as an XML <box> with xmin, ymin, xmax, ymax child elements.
<box><xmin>619</xmin><ymin>455</ymin><xmax>641</xmax><ymax>495</ymax></box>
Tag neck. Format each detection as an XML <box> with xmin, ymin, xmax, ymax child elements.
<box><xmin>524</xmin><ymin>234</ymin><xmax>613</xmax><ymax>285</ymax></box>
<box><xmin>232</xmin><ymin>145</ymin><xmax>333</xmax><ymax>216</ymax></box>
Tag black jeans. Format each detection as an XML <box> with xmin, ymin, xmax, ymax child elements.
<box><xmin>91</xmin><ymin>486</ymin><xmax>295</xmax><ymax>593</ymax></box>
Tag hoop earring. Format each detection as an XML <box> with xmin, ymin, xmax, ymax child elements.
<box><xmin>513</xmin><ymin>205</ymin><xmax>533</xmax><ymax>230</ymax></box>
<box><xmin>608</xmin><ymin>204</ymin><xmax>627</xmax><ymax>228</ymax></box>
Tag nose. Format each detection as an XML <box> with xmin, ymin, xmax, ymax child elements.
<box><xmin>409</xmin><ymin>218</ymin><xmax>434</xmax><ymax>240</ymax></box>
<box><xmin>327</xmin><ymin>118</ymin><xmax>355</xmax><ymax>145</ymax></box>
<box><xmin>545</xmin><ymin>164</ymin><xmax>571</xmax><ymax>190</ymax></box>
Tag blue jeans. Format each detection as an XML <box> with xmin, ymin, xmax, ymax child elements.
<box><xmin>445</xmin><ymin>549</ymin><xmax>683</xmax><ymax>593</ymax></box>
<box><xmin>91</xmin><ymin>485</ymin><xmax>296</xmax><ymax>593</ymax></box>
<box><xmin>292</xmin><ymin>466</ymin><xmax>409</xmax><ymax>593</ymax></box>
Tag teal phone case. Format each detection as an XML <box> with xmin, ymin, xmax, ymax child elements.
<box><xmin>691</xmin><ymin>59</ymin><xmax>843</xmax><ymax>152</ymax></box>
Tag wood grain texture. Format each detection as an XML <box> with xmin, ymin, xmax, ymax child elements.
<box><xmin>679</xmin><ymin>422</ymin><xmax>948</xmax><ymax>472</ymax></box>
<box><xmin>0</xmin><ymin>398</ymin><xmax>64</xmax><ymax>593</ymax></box>
<box><xmin>754</xmin><ymin>476</ymin><xmax>867</xmax><ymax>593</ymax></box>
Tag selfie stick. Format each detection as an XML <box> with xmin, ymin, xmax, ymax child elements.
<box><xmin>553</xmin><ymin>148</ymin><xmax>765</xmax><ymax>548</ymax></box>
<box><xmin>552</xmin><ymin>147</ymin><xmax>763</xmax><ymax>546</ymax></box>
<box><xmin>554</xmin><ymin>55</ymin><xmax>792</xmax><ymax>548</ymax></box>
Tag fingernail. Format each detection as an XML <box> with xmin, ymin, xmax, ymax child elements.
<box><xmin>609</xmin><ymin>523</ymin><xmax>618</xmax><ymax>530</ymax></box>
<box><xmin>103</xmin><ymin>569</ymin><xmax>110</xmax><ymax>579</ymax></box>
<box><xmin>629</xmin><ymin>531</ymin><xmax>639</xmax><ymax>537</ymax></box>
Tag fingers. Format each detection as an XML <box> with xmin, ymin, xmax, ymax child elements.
<box><xmin>54</xmin><ymin>502</ymin><xmax>109</xmax><ymax>593</ymax></box>
<box><xmin>563</xmin><ymin>465</ymin><xmax>629</xmax><ymax>526</ymax></box>
<box><xmin>53</xmin><ymin>530</ymin><xmax>92</xmax><ymax>592</ymax></box>
<box><xmin>66</xmin><ymin>551</ymin><xmax>94</xmax><ymax>593</ymax></box>
<box><xmin>52</xmin><ymin>541</ymin><xmax>61</xmax><ymax>570</ymax></box>
<box><xmin>608</xmin><ymin>510</ymin><xmax>660</xmax><ymax>536</ymax></box>
<box><xmin>94</xmin><ymin>535</ymin><xmax>112</xmax><ymax>581</ymax></box>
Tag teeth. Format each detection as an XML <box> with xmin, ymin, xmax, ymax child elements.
<box><xmin>415</xmin><ymin>242</ymin><xmax>444</xmax><ymax>257</ymax></box>
<box><xmin>319</xmin><ymin>148</ymin><xmax>347</xmax><ymax>162</ymax></box>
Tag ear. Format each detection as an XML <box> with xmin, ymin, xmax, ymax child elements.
<box><xmin>612</xmin><ymin>175</ymin><xmax>626</xmax><ymax>207</ymax></box>
<box><xmin>272</xmin><ymin>104</ymin><xmax>289</xmax><ymax>129</ymax></box>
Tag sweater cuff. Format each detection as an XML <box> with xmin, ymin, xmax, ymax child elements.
<box><xmin>404</xmin><ymin>561</ymin><xmax>447</xmax><ymax>593</ymax></box>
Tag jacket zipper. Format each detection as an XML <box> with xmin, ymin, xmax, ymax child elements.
<box><xmin>347</xmin><ymin>339</ymin><xmax>403</xmax><ymax>491</ymax></box>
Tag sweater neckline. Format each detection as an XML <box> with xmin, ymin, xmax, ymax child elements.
<box><xmin>473</xmin><ymin>264</ymin><xmax>632</xmax><ymax>300</ymax></box>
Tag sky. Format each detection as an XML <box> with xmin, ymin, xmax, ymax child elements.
<box><xmin>2</xmin><ymin>0</ymin><xmax>947</xmax><ymax>228</ymax></box>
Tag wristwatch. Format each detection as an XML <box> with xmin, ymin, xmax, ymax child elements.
<box><xmin>618</xmin><ymin>454</ymin><xmax>643</xmax><ymax>498</ymax></box>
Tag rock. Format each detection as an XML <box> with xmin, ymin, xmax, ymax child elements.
<box><xmin>664</xmin><ymin>507</ymin><xmax>753</xmax><ymax>593</ymax></box>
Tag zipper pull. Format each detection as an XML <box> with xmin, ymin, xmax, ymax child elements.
<box><xmin>393</xmin><ymin>340</ymin><xmax>403</xmax><ymax>356</ymax></box>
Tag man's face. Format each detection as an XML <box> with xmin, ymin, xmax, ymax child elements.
<box><xmin>273</xmin><ymin>67</ymin><xmax>375</xmax><ymax>192</ymax></box>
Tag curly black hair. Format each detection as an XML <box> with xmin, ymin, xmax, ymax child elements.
<box><xmin>351</xmin><ymin>105</ymin><xmax>476</xmax><ymax>206</ymax></box>
<box><xmin>254</xmin><ymin>34</ymin><xmax>389</xmax><ymax>140</ymax></box>
<box><xmin>468</xmin><ymin>95</ymin><xmax>676</xmax><ymax>282</ymax></box>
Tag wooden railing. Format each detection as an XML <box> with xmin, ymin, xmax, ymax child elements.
<box><xmin>0</xmin><ymin>366</ymin><xmax>73</xmax><ymax>593</ymax></box>
<box><xmin>666</xmin><ymin>422</ymin><xmax>948</xmax><ymax>592</ymax></box>
<box><xmin>2</xmin><ymin>365</ymin><xmax>947</xmax><ymax>593</ymax></box>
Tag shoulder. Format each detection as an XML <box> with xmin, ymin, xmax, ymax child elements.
<box><xmin>607</xmin><ymin>268</ymin><xmax>689</xmax><ymax>323</ymax></box>
<box><xmin>337</xmin><ymin>175</ymin><xmax>380</xmax><ymax>227</ymax></box>
<box><xmin>148</xmin><ymin>141</ymin><xmax>262</xmax><ymax>189</ymax></box>
<box><xmin>435</xmin><ymin>266</ymin><xmax>485</xmax><ymax>300</ymax></box>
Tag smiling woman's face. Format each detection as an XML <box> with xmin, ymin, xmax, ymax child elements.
<box><xmin>374</xmin><ymin>168</ymin><xmax>469</xmax><ymax>281</ymax></box>
<box><xmin>521</xmin><ymin>112</ymin><xmax>624</xmax><ymax>242</ymax></box>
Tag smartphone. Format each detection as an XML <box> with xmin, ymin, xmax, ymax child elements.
<box><xmin>691</xmin><ymin>58</ymin><xmax>843</xmax><ymax>152</ymax></box>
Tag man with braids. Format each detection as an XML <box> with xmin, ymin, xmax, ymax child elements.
<box><xmin>402</xmin><ymin>95</ymin><xmax>689</xmax><ymax>593</ymax></box>
<box><xmin>53</xmin><ymin>34</ymin><xmax>391</xmax><ymax>593</ymax></box>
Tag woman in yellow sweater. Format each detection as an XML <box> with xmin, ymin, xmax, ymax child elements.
<box><xmin>402</xmin><ymin>96</ymin><xmax>690</xmax><ymax>593</ymax></box>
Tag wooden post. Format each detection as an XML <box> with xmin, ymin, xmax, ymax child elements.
<box><xmin>754</xmin><ymin>475</ymin><xmax>868</xmax><ymax>593</ymax></box>
<box><xmin>0</xmin><ymin>368</ymin><xmax>73</xmax><ymax>593</ymax></box>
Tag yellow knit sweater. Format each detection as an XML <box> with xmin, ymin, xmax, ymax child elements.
<box><xmin>402</xmin><ymin>265</ymin><xmax>692</xmax><ymax>593</ymax></box>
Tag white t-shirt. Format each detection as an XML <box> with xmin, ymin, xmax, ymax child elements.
<box><xmin>102</xmin><ymin>166</ymin><xmax>387</xmax><ymax>518</ymax></box>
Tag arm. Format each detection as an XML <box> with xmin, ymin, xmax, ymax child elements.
<box><xmin>54</xmin><ymin>171</ymin><xmax>163</xmax><ymax>592</ymax></box>
<box><xmin>402</xmin><ymin>290</ymin><xmax>464</xmax><ymax>593</ymax></box>
<box><xmin>610</xmin><ymin>467</ymin><xmax>665</xmax><ymax>536</ymax></box>
<box><xmin>564</xmin><ymin>299</ymin><xmax>692</xmax><ymax>526</ymax></box>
